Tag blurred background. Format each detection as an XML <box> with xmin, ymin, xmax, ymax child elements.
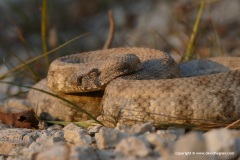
<box><xmin>0</xmin><ymin>0</ymin><xmax>239</xmax><ymax>97</ymax></box>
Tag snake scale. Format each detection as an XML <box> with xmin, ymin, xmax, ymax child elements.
<box><xmin>28</xmin><ymin>48</ymin><xmax>240</xmax><ymax>128</ymax></box>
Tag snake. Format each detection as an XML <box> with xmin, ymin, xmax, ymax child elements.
<box><xmin>28</xmin><ymin>48</ymin><xmax>240</xmax><ymax>128</ymax></box>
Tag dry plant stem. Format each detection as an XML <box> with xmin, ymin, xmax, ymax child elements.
<box><xmin>8</xmin><ymin>18</ymin><xmax>32</xmax><ymax>59</ymax></box>
<box><xmin>10</xmin><ymin>54</ymin><xmax>40</xmax><ymax>81</ymax></box>
<box><xmin>41</xmin><ymin>0</ymin><xmax>49</xmax><ymax>66</ymax></box>
<box><xmin>206</xmin><ymin>7</ymin><xmax>223</xmax><ymax>56</ymax></box>
<box><xmin>225</xmin><ymin>119</ymin><xmax>240</xmax><ymax>129</ymax></box>
<box><xmin>184</xmin><ymin>0</ymin><xmax>206</xmax><ymax>61</ymax></box>
<box><xmin>153</xmin><ymin>29</ymin><xmax>182</xmax><ymax>55</ymax></box>
<box><xmin>103</xmin><ymin>10</ymin><xmax>115</xmax><ymax>49</ymax></box>
<box><xmin>15</xmin><ymin>25</ymin><xmax>32</xmax><ymax>60</ymax></box>
<box><xmin>151</xmin><ymin>30</ymin><xmax>159</xmax><ymax>49</ymax></box>
<box><xmin>0</xmin><ymin>33</ymin><xmax>89</xmax><ymax>80</ymax></box>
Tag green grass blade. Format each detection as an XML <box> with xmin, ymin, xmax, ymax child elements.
<box><xmin>184</xmin><ymin>0</ymin><xmax>206</xmax><ymax>61</ymax></box>
<box><xmin>47</xmin><ymin>120</ymin><xmax>102</xmax><ymax>128</ymax></box>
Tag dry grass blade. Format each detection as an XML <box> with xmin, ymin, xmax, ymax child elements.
<box><xmin>103</xmin><ymin>10</ymin><xmax>115</xmax><ymax>49</ymax></box>
<box><xmin>0</xmin><ymin>33</ymin><xmax>89</xmax><ymax>80</ymax></box>
<box><xmin>153</xmin><ymin>29</ymin><xmax>182</xmax><ymax>56</ymax></box>
<box><xmin>184</xmin><ymin>0</ymin><xmax>206</xmax><ymax>61</ymax></box>
<box><xmin>151</xmin><ymin>30</ymin><xmax>159</xmax><ymax>49</ymax></box>
<box><xmin>206</xmin><ymin>8</ymin><xmax>223</xmax><ymax>57</ymax></box>
<box><xmin>9</xmin><ymin>19</ymin><xmax>32</xmax><ymax>59</ymax></box>
<box><xmin>41</xmin><ymin>0</ymin><xmax>49</xmax><ymax>66</ymax></box>
<box><xmin>225</xmin><ymin>119</ymin><xmax>240</xmax><ymax>129</ymax></box>
<box><xmin>47</xmin><ymin>120</ymin><xmax>102</xmax><ymax>128</ymax></box>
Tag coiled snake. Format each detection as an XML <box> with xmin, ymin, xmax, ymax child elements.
<box><xmin>28</xmin><ymin>48</ymin><xmax>240</xmax><ymax>128</ymax></box>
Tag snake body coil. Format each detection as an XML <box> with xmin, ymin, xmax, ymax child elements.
<box><xmin>29</xmin><ymin>48</ymin><xmax>240</xmax><ymax>128</ymax></box>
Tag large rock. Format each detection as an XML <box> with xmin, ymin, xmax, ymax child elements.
<box><xmin>28</xmin><ymin>79</ymin><xmax>103</xmax><ymax>121</ymax></box>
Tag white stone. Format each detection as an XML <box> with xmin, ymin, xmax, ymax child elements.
<box><xmin>0</xmin><ymin>140</ymin><xmax>30</xmax><ymax>155</ymax></box>
<box><xmin>204</xmin><ymin>128</ymin><xmax>238</xmax><ymax>160</ymax></box>
<box><xmin>0</xmin><ymin>128</ymin><xmax>37</xmax><ymax>154</ymax></box>
<box><xmin>47</xmin><ymin>124</ymin><xmax>63</xmax><ymax>131</ymax></box>
<box><xmin>36</xmin><ymin>144</ymin><xmax>68</xmax><ymax>160</ymax></box>
<box><xmin>69</xmin><ymin>146</ymin><xmax>98</xmax><ymax>160</ymax></box>
<box><xmin>96</xmin><ymin>149</ymin><xmax>114</xmax><ymax>160</ymax></box>
<box><xmin>170</xmin><ymin>131</ymin><xmax>206</xmax><ymax>160</ymax></box>
<box><xmin>115</xmin><ymin>123</ymin><xmax>131</xmax><ymax>134</ymax></box>
<box><xmin>166</xmin><ymin>127</ymin><xmax>185</xmax><ymax>138</ymax></box>
<box><xmin>87</xmin><ymin>125</ymin><xmax>102</xmax><ymax>136</ymax></box>
<box><xmin>115</xmin><ymin>136</ymin><xmax>152</xmax><ymax>158</ymax></box>
<box><xmin>20</xmin><ymin>130</ymin><xmax>66</xmax><ymax>159</ymax></box>
<box><xmin>130</xmin><ymin>122</ymin><xmax>155</xmax><ymax>135</ymax></box>
<box><xmin>53</xmin><ymin>130</ymin><xmax>65</xmax><ymax>143</ymax></box>
<box><xmin>63</xmin><ymin>123</ymin><xmax>82</xmax><ymax>131</ymax></box>
<box><xmin>145</xmin><ymin>133</ymin><xmax>171</xmax><ymax>157</ymax></box>
<box><xmin>64</xmin><ymin>123</ymin><xmax>92</xmax><ymax>145</ymax></box>
<box><xmin>95</xmin><ymin>127</ymin><xmax>129</xmax><ymax>149</ymax></box>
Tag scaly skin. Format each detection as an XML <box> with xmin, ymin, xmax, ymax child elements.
<box><xmin>28</xmin><ymin>48</ymin><xmax>240</xmax><ymax>128</ymax></box>
<box><xmin>47</xmin><ymin>48</ymin><xmax>180</xmax><ymax>93</ymax></box>
<box><xmin>100</xmin><ymin>70</ymin><xmax>240</xmax><ymax>128</ymax></box>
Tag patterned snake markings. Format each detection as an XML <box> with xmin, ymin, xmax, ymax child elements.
<box><xmin>28</xmin><ymin>48</ymin><xmax>240</xmax><ymax>128</ymax></box>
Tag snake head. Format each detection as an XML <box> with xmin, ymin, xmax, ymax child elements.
<box><xmin>75</xmin><ymin>54</ymin><xmax>143</xmax><ymax>92</ymax></box>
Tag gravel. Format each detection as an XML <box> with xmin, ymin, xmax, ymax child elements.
<box><xmin>0</xmin><ymin>122</ymin><xmax>240</xmax><ymax>160</ymax></box>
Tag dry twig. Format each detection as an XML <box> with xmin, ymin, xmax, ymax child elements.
<box><xmin>103</xmin><ymin>10</ymin><xmax>115</xmax><ymax>49</ymax></box>
<box><xmin>225</xmin><ymin>119</ymin><xmax>240</xmax><ymax>129</ymax></box>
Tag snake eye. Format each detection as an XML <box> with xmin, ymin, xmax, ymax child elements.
<box><xmin>77</xmin><ymin>69</ymin><xmax>100</xmax><ymax>87</ymax></box>
<box><xmin>77</xmin><ymin>77</ymin><xmax>82</xmax><ymax>85</ymax></box>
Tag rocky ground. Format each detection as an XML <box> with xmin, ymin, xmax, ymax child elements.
<box><xmin>1</xmin><ymin>121</ymin><xmax>240</xmax><ymax>160</ymax></box>
<box><xmin>1</xmin><ymin>97</ymin><xmax>240</xmax><ymax>160</ymax></box>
